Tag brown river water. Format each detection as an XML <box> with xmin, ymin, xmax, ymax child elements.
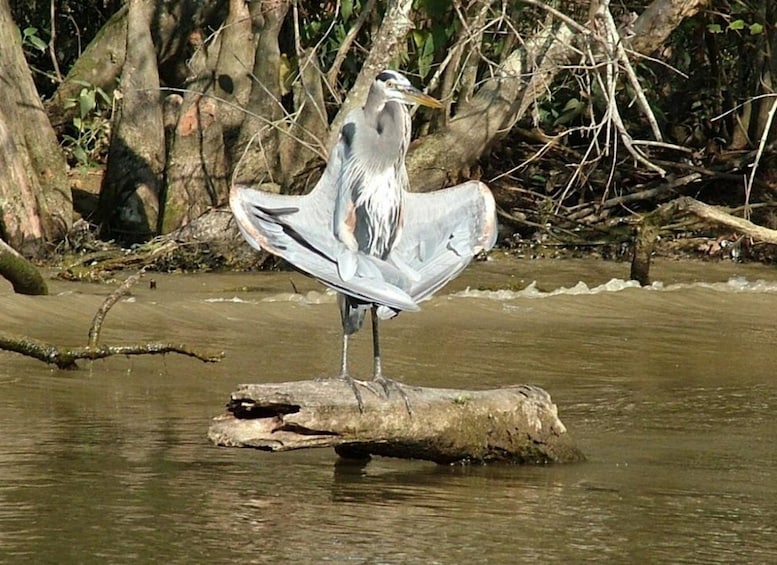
<box><xmin>1</xmin><ymin>255</ymin><xmax>776</xmax><ymax>563</ymax></box>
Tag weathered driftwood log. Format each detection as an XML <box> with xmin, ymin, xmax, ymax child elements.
<box><xmin>209</xmin><ymin>380</ymin><xmax>584</xmax><ymax>465</ymax></box>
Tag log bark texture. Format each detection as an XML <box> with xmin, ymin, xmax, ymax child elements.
<box><xmin>209</xmin><ymin>380</ymin><xmax>584</xmax><ymax>465</ymax></box>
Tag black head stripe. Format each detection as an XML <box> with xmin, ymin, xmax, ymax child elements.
<box><xmin>377</xmin><ymin>70</ymin><xmax>401</xmax><ymax>83</ymax></box>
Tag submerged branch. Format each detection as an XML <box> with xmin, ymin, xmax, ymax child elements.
<box><xmin>1</xmin><ymin>268</ymin><xmax>224</xmax><ymax>369</ymax></box>
<box><xmin>0</xmin><ymin>332</ymin><xmax>223</xmax><ymax>369</ymax></box>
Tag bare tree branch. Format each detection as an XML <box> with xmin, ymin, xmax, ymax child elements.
<box><xmin>327</xmin><ymin>0</ymin><xmax>414</xmax><ymax>150</ymax></box>
<box><xmin>0</xmin><ymin>332</ymin><xmax>223</xmax><ymax>370</ymax></box>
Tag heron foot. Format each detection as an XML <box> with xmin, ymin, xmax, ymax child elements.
<box><xmin>371</xmin><ymin>375</ymin><xmax>413</xmax><ymax>416</ymax></box>
<box><xmin>320</xmin><ymin>373</ymin><xmax>367</xmax><ymax>412</ymax></box>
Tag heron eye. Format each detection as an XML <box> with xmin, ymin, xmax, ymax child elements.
<box><xmin>385</xmin><ymin>80</ymin><xmax>395</xmax><ymax>88</ymax></box>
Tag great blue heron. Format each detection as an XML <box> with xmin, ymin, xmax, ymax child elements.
<box><xmin>230</xmin><ymin>69</ymin><xmax>497</xmax><ymax>410</ymax></box>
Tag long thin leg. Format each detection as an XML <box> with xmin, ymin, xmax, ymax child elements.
<box><xmin>371</xmin><ymin>307</ymin><xmax>382</xmax><ymax>378</ymax></box>
<box><xmin>340</xmin><ymin>330</ymin><xmax>365</xmax><ymax>412</ymax></box>
<box><xmin>341</xmin><ymin>331</ymin><xmax>350</xmax><ymax>376</ymax></box>
<box><xmin>370</xmin><ymin>307</ymin><xmax>412</xmax><ymax>415</ymax></box>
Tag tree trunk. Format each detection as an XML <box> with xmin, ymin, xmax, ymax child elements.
<box><xmin>628</xmin><ymin>0</ymin><xmax>710</xmax><ymax>55</ymax></box>
<box><xmin>278</xmin><ymin>49</ymin><xmax>329</xmax><ymax>188</ymax></box>
<box><xmin>45</xmin><ymin>1</ymin><xmax>226</xmax><ymax>132</ymax></box>
<box><xmin>212</xmin><ymin>0</ymin><xmax>258</xmax><ymax>145</ymax></box>
<box><xmin>44</xmin><ymin>5</ymin><xmax>128</xmax><ymax>131</ymax></box>
<box><xmin>209</xmin><ymin>380</ymin><xmax>584</xmax><ymax>465</ymax></box>
<box><xmin>98</xmin><ymin>0</ymin><xmax>165</xmax><ymax>243</ymax></box>
<box><xmin>0</xmin><ymin>0</ymin><xmax>71</xmax><ymax>254</ymax></box>
<box><xmin>233</xmin><ymin>0</ymin><xmax>290</xmax><ymax>186</ymax></box>
<box><xmin>160</xmin><ymin>29</ymin><xmax>227</xmax><ymax>233</ymax></box>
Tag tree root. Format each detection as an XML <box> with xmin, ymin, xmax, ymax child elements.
<box><xmin>0</xmin><ymin>238</ymin><xmax>48</xmax><ymax>295</ymax></box>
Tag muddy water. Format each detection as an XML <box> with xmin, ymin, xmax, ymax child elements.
<box><xmin>1</xmin><ymin>256</ymin><xmax>777</xmax><ymax>563</ymax></box>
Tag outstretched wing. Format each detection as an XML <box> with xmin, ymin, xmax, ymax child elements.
<box><xmin>391</xmin><ymin>181</ymin><xmax>497</xmax><ymax>302</ymax></box>
<box><xmin>229</xmin><ymin>144</ymin><xmax>419</xmax><ymax>312</ymax></box>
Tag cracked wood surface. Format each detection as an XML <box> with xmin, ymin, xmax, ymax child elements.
<box><xmin>209</xmin><ymin>380</ymin><xmax>584</xmax><ymax>464</ymax></box>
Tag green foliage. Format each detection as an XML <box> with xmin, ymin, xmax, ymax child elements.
<box><xmin>408</xmin><ymin>0</ymin><xmax>456</xmax><ymax>80</ymax></box>
<box><xmin>707</xmin><ymin>19</ymin><xmax>763</xmax><ymax>35</ymax></box>
<box><xmin>61</xmin><ymin>81</ymin><xmax>112</xmax><ymax>167</ymax></box>
<box><xmin>13</xmin><ymin>0</ymin><xmax>123</xmax><ymax>97</ymax></box>
<box><xmin>20</xmin><ymin>26</ymin><xmax>47</xmax><ymax>53</ymax></box>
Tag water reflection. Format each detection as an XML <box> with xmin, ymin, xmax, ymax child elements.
<box><xmin>2</xmin><ymin>257</ymin><xmax>777</xmax><ymax>562</ymax></box>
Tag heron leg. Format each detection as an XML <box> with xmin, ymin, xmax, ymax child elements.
<box><xmin>332</xmin><ymin>332</ymin><xmax>365</xmax><ymax>412</ymax></box>
<box><xmin>333</xmin><ymin>294</ymin><xmax>368</xmax><ymax>412</ymax></box>
<box><xmin>370</xmin><ymin>307</ymin><xmax>413</xmax><ymax>416</ymax></box>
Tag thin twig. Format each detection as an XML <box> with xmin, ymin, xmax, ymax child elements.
<box><xmin>631</xmin><ymin>140</ymin><xmax>695</xmax><ymax>154</ymax></box>
<box><xmin>743</xmin><ymin>95</ymin><xmax>777</xmax><ymax>221</ymax></box>
<box><xmin>600</xmin><ymin>1</ymin><xmax>662</xmax><ymax>141</ymax></box>
<box><xmin>88</xmin><ymin>267</ymin><xmax>147</xmax><ymax>347</ymax></box>
<box><xmin>518</xmin><ymin>0</ymin><xmax>591</xmax><ymax>36</ymax></box>
<box><xmin>48</xmin><ymin>0</ymin><xmax>63</xmax><ymax>82</ymax></box>
<box><xmin>326</xmin><ymin>0</ymin><xmax>377</xmax><ymax>89</ymax></box>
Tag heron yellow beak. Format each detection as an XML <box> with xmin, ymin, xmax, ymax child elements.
<box><xmin>399</xmin><ymin>87</ymin><xmax>443</xmax><ymax>109</ymax></box>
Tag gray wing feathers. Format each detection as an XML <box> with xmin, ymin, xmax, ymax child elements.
<box><xmin>229</xmin><ymin>144</ymin><xmax>419</xmax><ymax>312</ymax></box>
<box><xmin>230</xmin><ymin>139</ymin><xmax>496</xmax><ymax>312</ymax></box>
<box><xmin>394</xmin><ymin>181</ymin><xmax>497</xmax><ymax>302</ymax></box>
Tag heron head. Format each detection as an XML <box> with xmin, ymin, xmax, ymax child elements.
<box><xmin>375</xmin><ymin>70</ymin><xmax>442</xmax><ymax>109</ymax></box>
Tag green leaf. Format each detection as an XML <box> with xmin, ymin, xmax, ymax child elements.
<box><xmin>29</xmin><ymin>35</ymin><xmax>47</xmax><ymax>51</ymax></box>
<box><xmin>418</xmin><ymin>35</ymin><xmax>435</xmax><ymax>79</ymax></box>
<box><xmin>342</xmin><ymin>0</ymin><xmax>353</xmax><ymax>22</ymax></box>
<box><xmin>555</xmin><ymin>99</ymin><xmax>585</xmax><ymax>126</ymax></box>
<box><xmin>706</xmin><ymin>23</ymin><xmax>722</xmax><ymax>34</ymax></box>
<box><xmin>561</xmin><ymin>98</ymin><xmax>582</xmax><ymax>112</ymax></box>
<box><xmin>72</xmin><ymin>145</ymin><xmax>88</xmax><ymax>164</ymax></box>
<box><xmin>749</xmin><ymin>22</ymin><xmax>764</xmax><ymax>35</ymax></box>
<box><xmin>95</xmin><ymin>87</ymin><xmax>112</xmax><ymax>106</ymax></box>
<box><xmin>22</xmin><ymin>26</ymin><xmax>38</xmax><ymax>38</ymax></box>
<box><xmin>79</xmin><ymin>89</ymin><xmax>96</xmax><ymax>118</ymax></box>
<box><xmin>728</xmin><ymin>19</ymin><xmax>745</xmax><ymax>31</ymax></box>
<box><xmin>412</xmin><ymin>30</ymin><xmax>425</xmax><ymax>49</ymax></box>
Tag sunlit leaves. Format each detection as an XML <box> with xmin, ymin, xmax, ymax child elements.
<box><xmin>61</xmin><ymin>80</ymin><xmax>112</xmax><ymax>166</ymax></box>
<box><xmin>20</xmin><ymin>26</ymin><xmax>47</xmax><ymax>52</ymax></box>
<box><xmin>749</xmin><ymin>22</ymin><xmax>763</xmax><ymax>35</ymax></box>
<box><xmin>707</xmin><ymin>18</ymin><xmax>764</xmax><ymax>35</ymax></box>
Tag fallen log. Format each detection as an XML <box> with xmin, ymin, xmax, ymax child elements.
<box><xmin>209</xmin><ymin>380</ymin><xmax>584</xmax><ymax>465</ymax></box>
<box><xmin>631</xmin><ymin>195</ymin><xmax>777</xmax><ymax>285</ymax></box>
